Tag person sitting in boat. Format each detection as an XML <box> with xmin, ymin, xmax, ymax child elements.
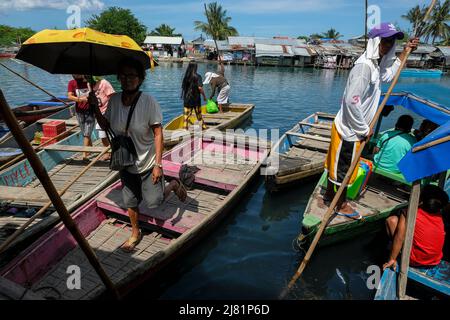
<box><xmin>67</xmin><ymin>74</ymin><xmax>94</xmax><ymax>161</ymax></box>
<box><xmin>91</xmin><ymin>58</ymin><xmax>187</xmax><ymax>252</ymax></box>
<box><xmin>414</xmin><ymin>119</ymin><xmax>438</xmax><ymax>142</ymax></box>
<box><xmin>90</xmin><ymin>76</ymin><xmax>115</xmax><ymax>161</ymax></box>
<box><xmin>383</xmin><ymin>184</ymin><xmax>449</xmax><ymax>270</ymax></box>
<box><xmin>373</xmin><ymin>115</ymin><xmax>416</xmax><ymax>174</ymax></box>
<box><xmin>323</xmin><ymin>23</ymin><xmax>419</xmax><ymax>219</ymax></box>
<box><xmin>181</xmin><ymin>62</ymin><xmax>207</xmax><ymax>130</ymax></box>
<box><xmin>204</xmin><ymin>64</ymin><xmax>230</xmax><ymax>113</ymax></box>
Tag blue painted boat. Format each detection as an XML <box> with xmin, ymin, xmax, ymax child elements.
<box><xmin>400</xmin><ymin>69</ymin><xmax>443</xmax><ymax>78</ymax></box>
<box><xmin>0</xmin><ymin>106</ymin><xmax>76</xmax><ymax>165</ymax></box>
<box><xmin>0</xmin><ymin>128</ymin><xmax>118</xmax><ymax>262</ymax></box>
<box><xmin>375</xmin><ymin>260</ymin><xmax>450</xmax><ymax>299</ymax></box>
<box><xmin>264</xmin><ymin>112</ymin><xmax>335</xmax><ymax>192</ymax></box>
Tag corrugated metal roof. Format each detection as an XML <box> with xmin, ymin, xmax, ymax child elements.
<box><xmin>144</xmin><ymin>36</ymin><xmax>184</xmax><ymax>45</ymax></box>
<box><xmin>255</xmin><ymin>38</ymin><xmax>305</xmax><ymax>46</ymax></box>
<box><xmin>228</xmin><ymin>36</ymin><xmax>255</xmax><ymax>46</ymax></box>
<box><xmin>437</xmin><ymin>46</ymin><xmax>450</xmax><ymax>57</ymax></box>
<box><xmin>255</xmin><ymin>43</ymin><xmax>294</xmax><ymax>57</ymax></box>
<box><xmin>204</xmin><ymin>40</ymin><xmax>230</xmax><ymax>51</ymax></box>
<box><xmin>293</xmin><ymin>47</ymin><xmax>311</xmax><ymax>57</ymax></box>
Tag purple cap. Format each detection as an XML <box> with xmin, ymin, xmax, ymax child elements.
<box><xmin>368</xmin><ymin>22</ymin><xmax>404</xmax><ymax>40</ymax></box>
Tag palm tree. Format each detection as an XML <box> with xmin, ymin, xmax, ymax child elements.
<box><xmin>402</xmin><ymin>5</ymin><xmax>426</xmax><ymax>35</ymax></box>
<box><xmin>321</xmin><ymin>28</ymin><xmax>342</xmax><ymax>40</ymax></box>
<box><xmin>424</xmin><ymin>0</ymin><xmax>450</xmax><ymax>44</ymax></box>
<box><xmin>194</xmin><ymin>2</ymin><xmax>238</xmax><ymax>40</ymax></box>
<box><xmin>309</xmin><ymin>33</ymin><xmax>323</xmax><ymax>39</ymax></box>
<box><xmin>150</xmin><ymin>24</ymin><xmax>181</xmax><ymax>37</ymax></box>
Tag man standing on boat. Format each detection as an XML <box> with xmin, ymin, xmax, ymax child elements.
<box><xmin>323</xmin><ymin>23</ymin><xmax>419</xmax><ymax>218</ymax></box>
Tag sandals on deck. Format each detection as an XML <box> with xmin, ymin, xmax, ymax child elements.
<box><xmin>121</xmin><ymin>231</ymin><xmax>143</xmax><ymax>252</ymax></box>
<box><xmin>335</xmin><ymin>210</ymin><xmax>363</xmax><ymax>221</ymax></box>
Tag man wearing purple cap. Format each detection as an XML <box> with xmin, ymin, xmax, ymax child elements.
<box><xmin>323</xmin><ymin>23</ymin><xmax>418</xmax><ymax>218</ymax></box>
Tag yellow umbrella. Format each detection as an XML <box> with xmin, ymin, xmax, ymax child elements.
<box><xmin>16</xmin><ymin>28</ymin><xmax>151</xmax><ymax>75</ymax></box>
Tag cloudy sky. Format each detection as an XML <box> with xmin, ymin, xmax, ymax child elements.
<box><xmin>0</xmin><ymin>0</ymin><xmax>430</xmax><ymax>40</ymax></box>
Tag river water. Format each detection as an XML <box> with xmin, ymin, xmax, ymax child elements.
<box><xmin>1</xmin><ymin>58</ymin><xmax>449</xmax><ymax>299</ymax></box>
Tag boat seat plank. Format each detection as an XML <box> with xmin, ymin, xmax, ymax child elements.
<box><xmin>0</xmin><ymin>186</ymin><xmax>77</xmax><ymax>204</ymax></box>
<box><xmin>43</xmin><ymin>145</ymin><xmax>107</xmax><ymax>153</ymax></box>
<box><xmin>408</xmin><ymin>260</ymin><xmax>450</xmax><ymax>296</ymax></box>
<box><xmin>298</xmin><ymin>122</ymin><xmax>331</xmax><ymax>130</ymax></box>
<box><xmin>286</xmin><ymin>132</ymin><xmax>331</xmax><ymax>143</ymax></box>
<box><xmin>294</xmin><ymin>139</ymin><xmax>330</xmax><ymax>152</ymax></box>
<box><xmin>37</xmin><ymin>118</ymin><xmax>78</xmax><ymax>126</ymax></box>
<box><xmin>95</xmin><ymin>185</ymin><xmax>213</xmax><ymax>234</ymax></box>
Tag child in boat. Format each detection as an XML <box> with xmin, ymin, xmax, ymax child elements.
<box><xmin>181</xmin><ymin>62</ymin><xmax>207</xmax><ymax>130</ymax></box>
<box><xmin>373</xmin><ymin>115</ymin><xmax>416</xmax><ymax>174</ymax></box>
<box><xmin>383</xmin><ymin>184</ymin><xmax>449</xmax><ymax>270</ymax></box>
<box><xmin>323</xmin><ymin>23</ymin><xmax>418</xmax><ymax>219</ymax></box>
<box><xmin>67</xmin><ymin>74</ymin><xmax>94</xmax><ymax>161</ymax></box>
<box><xmin>414</xmin><ymin>119</ymin><xmax>438</xmax><ymax>141</ymax></box>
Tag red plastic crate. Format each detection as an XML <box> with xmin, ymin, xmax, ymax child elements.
<box><xmin>40</xmin><ymin>136</ymin><xmax>59</xmax><ymax>146</ymax></box>
<box><xmin>42</xmin><ymin>120</ymin><xmax>66</xmax><ymax>137</ymax></box>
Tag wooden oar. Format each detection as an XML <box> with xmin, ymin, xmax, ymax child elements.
<box><xmin>280</xmin><ymin>0</ymin><xmax>437</xmax><ymax>299</ymax></box>
<box><xmin>0</xmin><ymin>123</ymin><xmax>80</xmax><ymax>172</ymax></box>
<box><xmin>0</xmin><ymin>62</ymin><xmax>71</xmax><ymax>107</ymax></box>
<box><xmin>0</xmin><ymin>146</ymin><xmax>110</xmax><ymax>255</ymax></box>
<box><xmin>0</xmin><ymin>88</ymin><xmax>120</xmax><ymax>300</ymax></box>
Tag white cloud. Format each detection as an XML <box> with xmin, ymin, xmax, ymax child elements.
<box><xmin>0</xmin><ymin>0</ymin><xmax>105</xmax><ymax>12</ymax></box>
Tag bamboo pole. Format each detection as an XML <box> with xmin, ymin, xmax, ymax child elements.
<box><xmin>0</xmin><ymin>89</ymin><xmax>120</xmax><ymax>300</ymax></box>
<box><xmin>364</xmin><ymin>0</ymin><xmax>368</xmax><ymax>50</ymax></box>
<box><xmin>412</xmin><ymin>135</ymin><xmax>450</xmax><ymax>153</ymax></box>
<box><xmin>398</xmin><ymin>181</ymin><xmax>420</xmax><ymax>299</ymax></box>
<box><xmin>0</xmin><ymin>146</ymin><xmax>110</xmax><ymax>255</ymax></box>
<box><xmin>0</xmin><ymin>62</ymin><xmax>71</xmax><ymax>107</ymax></box>
<box><xmin>0</xmin><ymin>123</ymin><xmax>80</xmax><ymax>172</ymax></box>
<box><xmin>280</xmin><ymin>0</ymin><xmax>437</xmax><ymax>299</ymax></box>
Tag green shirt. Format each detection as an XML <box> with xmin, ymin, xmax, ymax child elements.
<box><xmin>374</xmin><ymin>129</ymin><xmax>417</xmax><ymax>173</ymax></box>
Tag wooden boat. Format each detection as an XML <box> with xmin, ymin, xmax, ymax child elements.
<box><xmin>163</xmin><ymin>103</ymin><xmax>255</xmax><ymax>148</ymax></box>
<box><xmin>0</xmin><ymin>98</ymin><xmax>73</xmax><ymax>125</ymax></box>
<box><xmin>264</xmin><ymin>112</ymin><xmax>334</xmax><ymax>192</ymax></box>
<box><xmin>299</xmin><ymin>167</ymin><xmax>410</xmax><ymax>248</ymax></box>
<box><xmin>400</xmin><ymin>68</ymin><xmax>443</xmax><ymax>78</ymax></box>
<box><xmin>0</xmin><ymin>129</ymin><xmax>117</xmax><ymax>262</ymax></box>
<box><xmin>0</xmin><ymin>133</ymin><xmax>270</xmax><ymax>299</ymax></box>
<box><xmin>0</xmin><ymin>106</ymin><xmax>77</xmax><ymax>166</ymax></box>
<box><xmin>375</xmin><ymin>260</ymin><xmax>450</xmax><ymax>300</ymax></box>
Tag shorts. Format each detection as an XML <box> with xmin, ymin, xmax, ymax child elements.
<box><xmin>120</xmin><ymin>168</ymin><xmax>165</xmax><ymax>209</ymax></box>
<box><xmin>95</xmin><ymin>122</ymin><xmax>107</xmax><ymax>139</ymax></box>
<box><xmin>325</xmin><ymin>122</ymin><xmax>361</xmax><ymax>185</ymax></box>
<box><xmin>217</xmin><ymin>85</ymin><xmax>230</xmax><ymax>104</ymax></box>
<box><xmin>76</xmin><ymin>112</ymin><xmax>95</xmax><ymax>138</ymax></box>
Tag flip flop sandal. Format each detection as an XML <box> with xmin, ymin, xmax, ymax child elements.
<box><xmin>120</xmin><ymin>232</ymin><xmax>142</xmax><ymax>252</ymax></box>
<box><xmin>335</xmin><ymin>210</ymin><xmax>363</xmax><ymax>220</ymax></box>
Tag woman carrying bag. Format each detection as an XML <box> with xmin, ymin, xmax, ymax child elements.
<box><xmin>181</xmin><ymin>62</ymin><xmax>207</xmax><ymax>130</ymax></box>
<box><xmin>92</xmin><ymin>58</ymin><xmax>187</xmax><ymax>252</ymax></box>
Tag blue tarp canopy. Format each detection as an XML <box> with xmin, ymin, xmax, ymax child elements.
<box><xmin>381</xmin><ymin>92</ymin><xmax>450</xmax><ymax>126</ymax></box>
<box><xmin>398</xmin><ymin>120</ymin><xmax>450</xmax><ymax>182</ymax></box>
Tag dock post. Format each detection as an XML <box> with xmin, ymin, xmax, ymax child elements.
<box><xmin>0</xmin><ymin>88</ymin><xmax>120</xmax><ymax>300</ymax></box>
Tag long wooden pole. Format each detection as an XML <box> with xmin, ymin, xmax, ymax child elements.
<box><xmin>0</xmin><ymin>63</ymin><xmax>71</xmax><ymax>107</ymax></box>
<box><xmin>280</xmin><ymin>0</ymin><xmax>437</xmax><ymax>299</ymax></box>
<box><xmin>412</xmin><ymin>135</ymin><xmax>450</xmax><ymax>153</ymax></box>
<box><xmin>365</xmin><ymin>0</ymin><xmax>368</xmax><ymax>50</ymax></box>
<box><xmin>0</xmin><ymin>123</ymin><xmax>80</xmax><ymax>172</ymax></box>
<box><xmin>0</xmin><ymin>146</ymin><xmax>110</xmax><ymax>255</ymax></box>
<box><xmin>398</xmin><ymin>181</ymin><xmax>420</xmax><ymax>299</ymax></box>
<box><xmin>0</xmin><ymin>89</ymin><xmax>120</xmax><ymax>300</ymax></box>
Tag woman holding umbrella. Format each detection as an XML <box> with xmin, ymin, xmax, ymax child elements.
<box><xmin>93</xmin><ymin>58</ymin><xmax>187</xmax><ymax>251</ymax></box>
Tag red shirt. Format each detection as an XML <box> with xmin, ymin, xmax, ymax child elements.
<box><xmin>410</xmin><ymin>207</ymin><xmax>445</xmax><ymax>267</ymax></box>
<box><xmin>68</xmin><ymin>79</ymin><xmax>89</xmax><ymax>112</ymax></box>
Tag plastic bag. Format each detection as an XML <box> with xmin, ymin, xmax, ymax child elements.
<box><xmin>206</xmin><ymin>99</ymin><xmax>219</xmax><ymax>114</ymax></box>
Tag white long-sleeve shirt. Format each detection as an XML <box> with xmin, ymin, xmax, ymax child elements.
<box><xmin>334</xmin><ymin>38</ymin><xmax>401</xmax><ymax>141</ymax></box>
